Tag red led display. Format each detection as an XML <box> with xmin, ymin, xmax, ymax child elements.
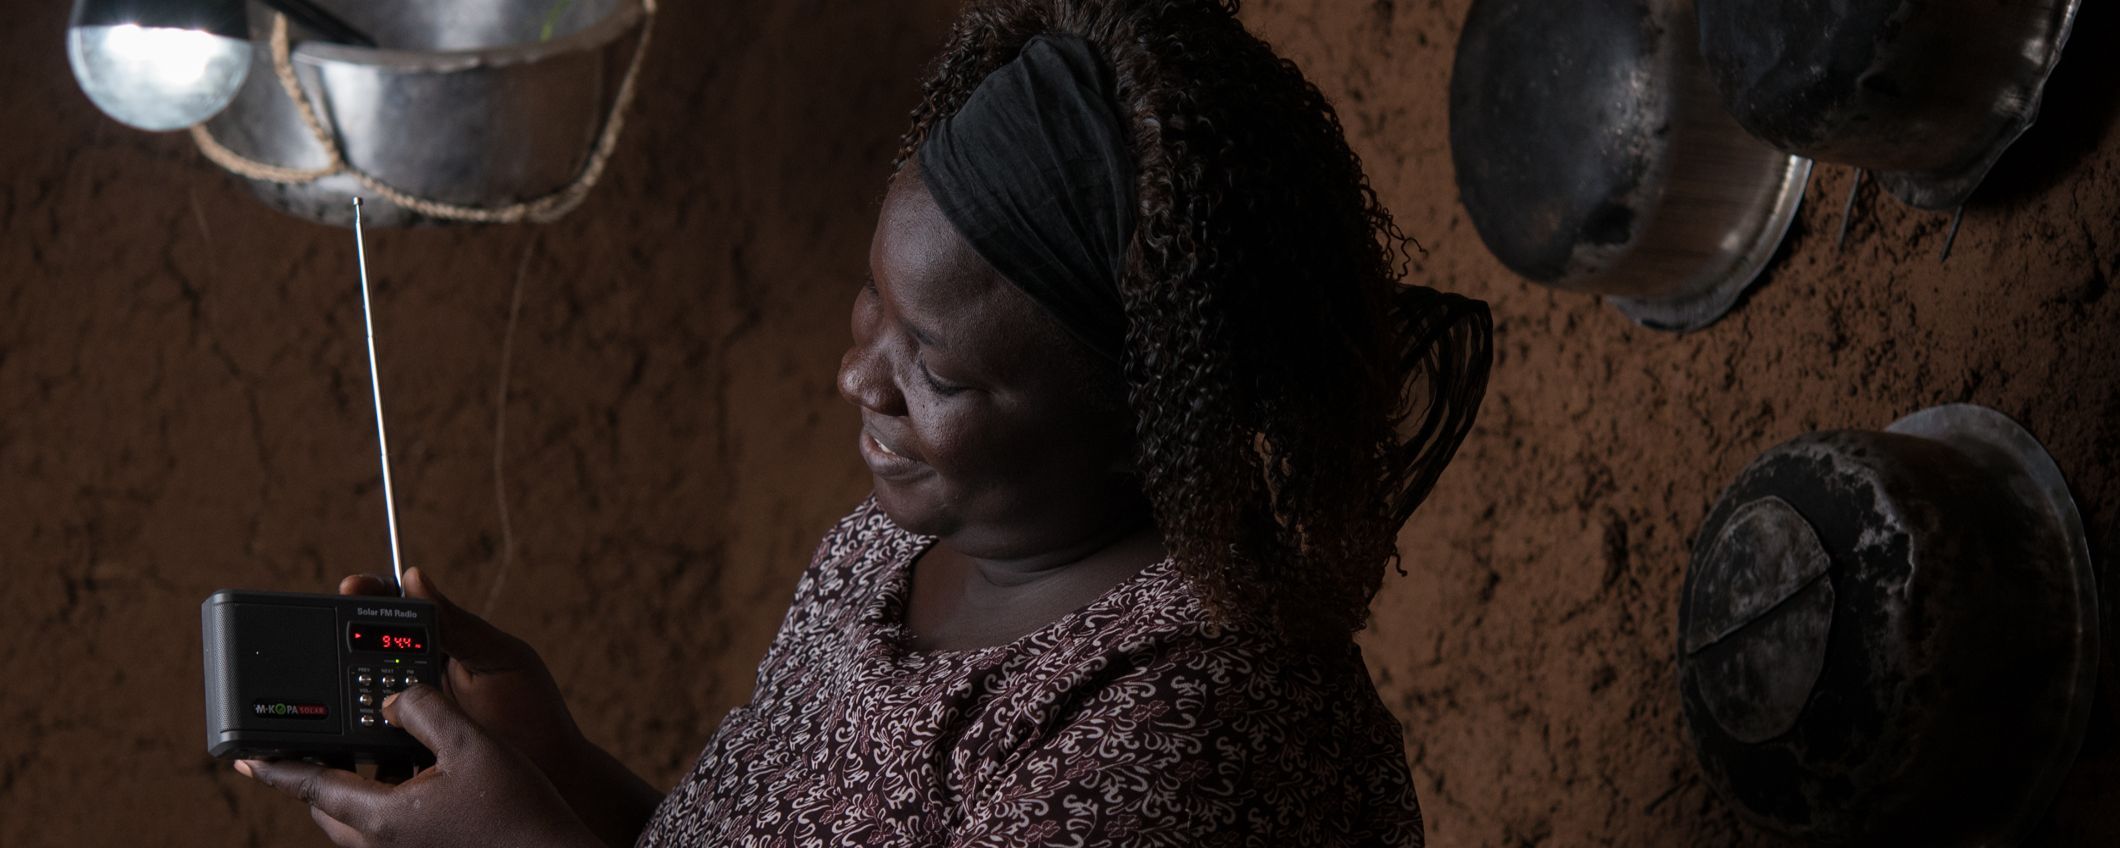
<box><xmin>348</xmin><ymin>623</ymin><xmax>429</xmax><ymax>654</ymax></box>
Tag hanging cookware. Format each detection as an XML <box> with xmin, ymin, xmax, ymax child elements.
<box><xmin>1449</xmin><ymin>0</ymin><xmax>1812</xmax><ymax>332</ymax></box>
<box><xmin>1679</xmin><ymin>403</ymin><xmax>2096</xmax><ymax>845</ymax></box>
<box><xmin>1697</xmin><ymin>0</ymin><xmax>2082</xmax><ymax>210</ymax></box>
<box><xmin>192</xmin><ymin>0</ymin><xmax>653</xmax><ymax>227</ymax></box>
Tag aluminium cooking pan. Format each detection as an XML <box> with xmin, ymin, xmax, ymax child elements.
<box><xmin>198</xmin><ymin>0</ymin><xmax>648</xmax><ymax>227</ymax></box>
<box><xmin>1449</xmin><ymin>0</ymin><xmax>1812</xmax><ymax>332</ymax></box>
<box><xmin>1697</xmin><ymin>0</ymin><xmax>2082</xmax><ymax>209</ymax></box>
<box><xmin>1680</xmin><ymin>403</ymin><xmax>2096</xmax><ymax>844</ymax></box>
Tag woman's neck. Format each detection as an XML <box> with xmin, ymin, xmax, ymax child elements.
<box><xmin>904</xmin><ymin>517</ymin><xmax>1166</xmax><ymax>651</ymax></box>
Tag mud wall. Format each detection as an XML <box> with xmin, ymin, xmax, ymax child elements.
<box><xmin>3</xmin><ymin>0</ymin><xmax>2114</xmax><ymax>845</ymax></box>
<box><xmin>1243</xmin><ymin>1</ymin><xmax>2120</xmax><ymax>844</ymax></box>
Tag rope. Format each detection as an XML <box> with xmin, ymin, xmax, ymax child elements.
<box><xmin>189</xmin><ymin>0</ymin><xmax>655</xmax><ymax>224</ymax></box>
<box><xmin>482</xmin><ymin>233</ymin><xmax>535</xmax><ymax>614</ymax></box>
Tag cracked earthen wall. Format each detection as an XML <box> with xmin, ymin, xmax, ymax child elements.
<box><xmin>4</xmin><ymin>1</ymin><xmax>2116</xmax><ymax>845</ymax></box>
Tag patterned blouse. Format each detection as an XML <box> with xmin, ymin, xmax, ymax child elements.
<box><xmin>635</xmin><ymin>499</ymin><xmax>1424</xmax><ymax>847</ymax></box>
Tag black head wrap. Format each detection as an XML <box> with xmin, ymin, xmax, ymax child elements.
<box><xmin>912</xmin><ymin>31</ymin><xmax>1490</xmax><ymax>536</ymax></box>
<box><xmin>917</xmin><ymin>34</ymin><xmax>1134</xmax><ymax>362</ymax></box>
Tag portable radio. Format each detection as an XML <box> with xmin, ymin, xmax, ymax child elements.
<box><xmin>200</xmin><ymin>197</ymin><xmax>435</xmax><ymax>766</ymax></box>
<box><xmin>201</xmin><ymin>590</ymin><xmax>439</xmax><ymax>764</ymax></box>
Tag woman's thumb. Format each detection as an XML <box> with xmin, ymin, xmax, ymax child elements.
<box><xmin>404</xmin><ymin>567</ymin><xmax>515</xmax><ymax>665</ymax></box>
<box><xmin>403</xmin><ymin>566</ymin><xmax>452</xmax><ymax>606</ymax></box>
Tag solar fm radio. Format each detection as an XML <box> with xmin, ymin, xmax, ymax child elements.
<box><xmin>200</xmin><ymin>199</ymin><xmax>438</xmax><ymax>766</ymax></box>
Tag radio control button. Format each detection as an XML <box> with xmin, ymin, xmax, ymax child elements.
<box><xmin>357</xmin><ymin>693</ymin><xmax>375</xmax><ymax>707</ymax></box>
<box><xmin>359</xmin><ymin>714</ymin><xmax>378</xmax><ymax>728</ymax></box>
<box><xmin>356</xmin><ymin>673</ymin><xmax>374</xmax><ymax>687</ymax></box>
<box><xmin>380</xmin><ymin>674</ymin><xmax>399</xmax><ymax>689</ymax></box>
<box><xmin>402</xmin><ymin>671</ymin><xmax>419</xmax><ymax>686</ymax></box>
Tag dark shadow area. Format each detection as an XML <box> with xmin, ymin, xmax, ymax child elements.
<box><xmin>1975</xmin><ymin>0</ymin><xmax>2120</xmax><ymax>208</ymax></box>
<box><xmin>2027</xmin><ymin>382</ymin><xmax>2120</xmax><ymax>845</ymax></box>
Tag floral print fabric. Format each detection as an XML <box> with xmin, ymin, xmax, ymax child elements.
<box><xmin>636</xmin><ymin>498</ymin><xmax>1423</xmax><ymax>847</ymax></box>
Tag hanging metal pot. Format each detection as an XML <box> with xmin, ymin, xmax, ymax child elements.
<box><xmin>1449</xmin><ymin>0</ymin><xmax>1812</xmax><ymax>332</ymax></box>
<box><xmin>193</xmin><ymin>0</ymin><xmax>653</xmax><ymax>227</ymax></box>
<box><xmin>1679</xmin><ymin>403</ymin><xmax>2096</xmax><ymax>844</ymax></box>
<box><xmin>1697</xmin><ymin>0</ymin><xmax>2082</xmax><ymax>210</ymax></box>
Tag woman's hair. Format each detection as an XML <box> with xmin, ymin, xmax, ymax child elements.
<box><xmin>896</xmin><ymin>0</ymin><xmax>1492</xmax><ymax>642</ymax></box>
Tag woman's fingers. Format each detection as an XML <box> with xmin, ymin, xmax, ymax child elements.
<box><xmin>311</xmin><ymin>805</ymin><xmax>371</xmax><ymax>848</ymax></box>
<box><xmin>338</xmin><ymin>573</ymin><xmax>398</xmax><ymax>597</ymax></box>
<box><xmin>380</xmin><ymin>685</ymin><xmax>478</xmax><ymax>760</ymax></box>
<box><xmin>401</xmin><ymin>567</ymin><xmax>447</xmax><ymax>605</ymax></box>
<box><xmin>238</xmin><ymin>758</ymin><xmax>384</xmax><ymax>836</ymax></box>
<box><xmin>240</xmin><ymin>680</ymin><xmax>595</xmax><ymax>848</ymax></box>
<box><xmin>401</xmin><ymin>568</ymin><xmax>523</xmax><ymax>671</ymax></box>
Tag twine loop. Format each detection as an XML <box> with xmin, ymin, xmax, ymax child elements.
<box><xmin>190</xmin><ymin>0</ymin><xmax>656</xmax><ymax>224</ymax></box>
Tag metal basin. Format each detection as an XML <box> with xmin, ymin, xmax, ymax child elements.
<box><xmin>1449</xmin><ymin>0</ymin><xmax>1811</xmax><ymax>332</ymax></box>
<box><xmin>200</xmin><ymin>0</ymin><xmax>646</xmax><ymax>227</ymax></box>
<box><xmin>1680</xmin><ymin>404</ymin><xmax>2096</xmax><ymax>845</ymax></box>
<box><xmin>1698</xmin><ymin>0</ymin><xmax>2082</xmax><ymax>209</ymax></box>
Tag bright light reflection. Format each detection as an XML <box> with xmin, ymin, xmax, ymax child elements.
<box><xmin>68</xmin><ymin>23</ymin><xmax>251</xmax><ymax>131</ymax></box>
<box><xmin>104</xmin><ymin>24</ymin><xmax>216</xmax><ymax>85</ymax></box>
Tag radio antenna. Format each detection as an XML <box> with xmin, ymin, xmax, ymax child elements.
<box><xmin>351</xmin><ymin>198</ymin><xmax>407</xmax><ymax>596</ymax></box>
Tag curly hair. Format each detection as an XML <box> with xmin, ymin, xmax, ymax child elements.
<box><xmin>895</xmin><ymin>0</ymin><xmax>1492</xmax><ymax>642</ymax></box>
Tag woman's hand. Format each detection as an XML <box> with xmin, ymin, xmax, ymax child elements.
<box><xmin>339</xmin><ymin>568</ymin><xmax>585</xmax><ymax>779</ymax></box>
<box><xmin>237</xmin><ymin>685</ymin><xmax>598</xmax><ymax>848</ymax></box>
<box><xmin>338</xmin><ymin>568</ymin><xmax>664</xmax><ymax>846</ymax></box>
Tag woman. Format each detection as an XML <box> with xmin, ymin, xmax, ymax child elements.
<box><xmin>239</xmin><ymin>1</ymin><xmax>1491</xmax><ymax>844</ymax></box>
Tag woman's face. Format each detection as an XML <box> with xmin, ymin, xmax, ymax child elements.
<box><xmin>837</xmin><ymin>172</ymin><xmax>1141</xmax><ymax>560</ymax></box>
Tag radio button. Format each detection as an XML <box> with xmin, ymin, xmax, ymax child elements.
<box><xmin>380</xmin><ymin>674</ymin><xmax>399</xmax><ymax>689</ymax></box>
<box><xmin>356</xmin><ymin>673</ymin><xmax>374</xmax><ymax>687</ymax></box>
<box><xmin>357</xmin><ymin>693</ymin><xmax>375</xmax><ymax>707</ymax></box>
<box><xmin>359</xmin><ymin>714</ymin><xmax>378</xmax><ymax>728</ymax></box>
<box><xmin>402</xmin><ymin>671</ymin><xmax>419</xmax><ymax>686</ymax></box>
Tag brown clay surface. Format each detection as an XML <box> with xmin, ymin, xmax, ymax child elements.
<box><xmin>3</xmin><ymin>1</ymin><xmax>2115</xmax><ymax>845</ymax></box>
